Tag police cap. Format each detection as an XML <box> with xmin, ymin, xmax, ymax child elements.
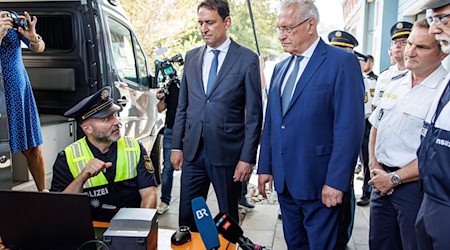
<box><xmin>328</xmin><ymin>30</ymin><xmax>359</xmax><ymax>48</ymax></box>
<box><xmin>354</xmin><ymin>51</ymin><xmax>368</xmax><ymax>62</ymax></box>
<box><xmin>390</xmin><ymin>21</ymin><xmax>413</xmax><ymax>40</ymax></box>
<box><xmin>64</xmin><ymin>86</ymin><xmax>121</xmax><ymax>121</ymax></box>
<box><xmin>421</xmin><ymin>0</ymin><xmax>450</xmax><ymax>10</ymax></box>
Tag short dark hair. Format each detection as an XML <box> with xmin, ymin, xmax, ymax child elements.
<box><xmin>198</xmin><ymin>0</ymin><xmax>230</xmax><ymax>20</ymax></box>
<box><xmin>366</xmin><ymin>55</ymin><xmax>374</xmax><ymax>62</ymax></box>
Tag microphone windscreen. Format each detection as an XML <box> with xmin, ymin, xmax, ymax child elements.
<box><xmin>191</xmin><ymin>197</ymin><xmax>221</xmax><ymax>249</ymax></box>
<box><xmin>214</xmin><ymin>212</ymin><xmax>243</xmax><ymax>244</ymax></box>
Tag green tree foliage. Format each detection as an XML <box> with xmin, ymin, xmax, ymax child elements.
<box><xmin>122</xmin><ymin>0</ymin><xmax>281</xmax><ymax>63</ymax></box>
<box><xmin>228</xmin><ymin>0</ymin><xmax>281</xmax><ymax>56</ymax></box>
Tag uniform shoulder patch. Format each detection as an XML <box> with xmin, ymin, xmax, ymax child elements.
<box><xmin>144</xmin><ymin>155</ymin><xmax>155</xmax><ymax>174</ymax></box>
<box><xmin>391</xmin><ymin>72</ymin><xmax>408</xmax><ymax>81</ymax></box>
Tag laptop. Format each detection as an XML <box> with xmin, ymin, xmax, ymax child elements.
<box><xmin>0</xmin><ymin>190</ymin><xmax>95</xmax><ymax>250</ymax></box>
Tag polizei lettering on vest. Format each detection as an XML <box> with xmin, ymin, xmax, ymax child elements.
<box><xmin>86</xmin><ymin>187</ymin><xmax>109</xmax><ymax>197</ymax></box>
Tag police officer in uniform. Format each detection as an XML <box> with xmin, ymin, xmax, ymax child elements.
<box><xmin>51</xmin><ymin>87</ymin><xmax>158</xmax><ymax>222</ymax></box>
<box><xmin>356</xmin><ymin>52</ymin><xmax>377</xmax><ymax>207</ymax></box>
<box><xmin>327</xmin><ymin>30</ymin><xmax>362</xmax><ymax>249</ymax></box>
<box><xmin>415</xmin><ymin>1</ymin><xmax>450</xmax><ymax>248</ymax></box>
<box><xmin>368</xmin><ymin>19</ymin><xmax>447</xmax><ymax>250</ymax></box>
<box><xmin>372</xmin><ymin>21</ymin><xmax>413</xmax><ymax>107</ymax></box>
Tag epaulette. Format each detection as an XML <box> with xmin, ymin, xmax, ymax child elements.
<box><xmin>58</xmin><ymin>151</ymin><xmax>66</xmax><ymax>157</ymax></box>
<box><xmin>391</xmin><ymin>71</ymin><xmax>408</xmax><ymax>81</ymax></box>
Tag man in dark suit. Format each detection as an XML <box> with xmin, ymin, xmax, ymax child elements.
<box><xmin>171</xmin><ymin>0</ymin><xmax>262</xmax><ymax>231</ymax></box>
<box><xmin>257</xmin><ymin>0</ymin><xmax>364</xmax><ymax>249</ymax></box>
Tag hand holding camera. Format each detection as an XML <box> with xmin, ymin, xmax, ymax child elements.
<box><xmin>0</xmin><ymin>10</ymin><xmax>41</xmax><ymax>46</ymax></box>
<box><xmin>0</xmin><ymin>11</ymin><xmax>13</xmax><ymax>41</ymax></box>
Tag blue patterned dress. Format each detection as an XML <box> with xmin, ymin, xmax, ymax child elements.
<box><xmin>0</xmin><ymin>29</ymin><xmax>42</xmax><ymax>153</ymax></box>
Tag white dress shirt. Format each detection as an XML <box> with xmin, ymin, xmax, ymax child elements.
<box><xmin>280</xmin><ymin>37</ymin><xmax>320</xmax><ymax>101</ymax></box>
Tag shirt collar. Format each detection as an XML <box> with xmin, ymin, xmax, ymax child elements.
<box><xmin>295</xmin><ymin>37</ymin><xmax>320</xmax><ymax>60</ymax></box>
<box><xmin>206</xmin><ymin>37</ymin><xmax>231</xmax><ymax>54</ymax></box>
<box><xmin>419</xmin><ymin>64</ymin><xmax>447</xmax><ymax>89</ymax></box>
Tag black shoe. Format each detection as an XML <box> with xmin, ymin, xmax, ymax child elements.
<box><xmin>239</xmin><ymin>199</ymin><xmax>255</xmax><ymax>209</ymax></box>
<box><xmin>357</xmin><ymin>196</ymin><xmax>370</xmax><ymax>206</ymax></box>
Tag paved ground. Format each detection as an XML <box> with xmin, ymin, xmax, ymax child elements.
<box><xmin>14</xmin><ymin>165</ymin><xmax>370</xmax><ymax>249</ymax></box>
<box><xmin>157</xmin><ymin>170</ymin><xmax>370</xmax><ymax>249</ymax></box>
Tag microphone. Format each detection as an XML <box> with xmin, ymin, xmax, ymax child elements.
<box><xmin>214</xmin><ymin>212</ymin><xmax>269</xmax><ymax>250</ymax></box>
<box><xmin>191</xmin><ymin>197</ymin><xmax>221</xmax><ymax>250</ymax></box>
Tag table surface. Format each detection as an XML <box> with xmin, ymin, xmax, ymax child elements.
<box><xmin>159</xmin><ymin>228</ymin><xmax>236</xmax><ymax>250</ymax></box>
<box><xmin>93</xmin><ymin>222</ymin><xmax>236</xmax><ymax>250</ymax></box>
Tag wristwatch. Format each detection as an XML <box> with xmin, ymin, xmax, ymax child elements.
<box><xmin>391</xmin><ymin>172</ymin><xmax>402</xmax><ymax>186</ymax></box>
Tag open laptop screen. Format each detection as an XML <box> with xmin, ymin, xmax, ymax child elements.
<box><xmin>0</xmin><ymin>190</ymin><xmax>95</xmax><ymax>250</ymax></box>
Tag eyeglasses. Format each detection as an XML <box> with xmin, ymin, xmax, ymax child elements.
<box><xmin>275</xmin><ymin>18</ymin><xmax>311</xmax><ymax>34</ymax></box>
<box><xmin>427</xmin><ymin>13</ymin><xmax>450</xmax><ymax>26</ymax></box>
<box><xmin>391</xmin><ymin>38</ymin><xmax>407</xmax><ymax>47</ymax></box>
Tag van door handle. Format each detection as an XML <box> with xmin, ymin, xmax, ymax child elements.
<box><xmin>117</xmin><ymin>97</ymin><xmax>128</xmax><ymax>107</ymax></box>
<box><xmin>0</xmin><ymin>155</ymin><xmax>6</xmax><ymax>164</ymax></box>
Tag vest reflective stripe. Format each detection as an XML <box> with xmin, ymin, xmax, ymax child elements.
<box><xmin>65</xmin><ymin>137</ymin><xmax>140</xmax><ymax>189</ymax></box>
<box><xmin>115</xmin><ymin>136</ymin><xmax>140</xmax><ymax>182</ymax></box>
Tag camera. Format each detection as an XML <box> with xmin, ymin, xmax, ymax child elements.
<box><xmin>155</xmin><ymin>54</ymin><xmax>183</xmax><ymax>95</ymax></box>
<box><xmin>9</xmin><ymin>11</ymin><xmax>29</xmax><ymax>31</ymax></box>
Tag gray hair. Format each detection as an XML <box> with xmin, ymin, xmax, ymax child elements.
<box><xmin>279</xmin><ymin>0</ymin><xmax>320</xmax><ymax>23</ymax></box>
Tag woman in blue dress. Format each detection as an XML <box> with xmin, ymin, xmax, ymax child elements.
<box><xmin>0</xmin><ymin>10</ymin><xmax>46</xmax><ymax>191</ymax></box>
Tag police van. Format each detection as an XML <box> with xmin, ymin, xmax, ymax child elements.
<box><xmin>0</xmin><ymin>0</ymin><xmax>165</xmax><ymax>190</ymax></box>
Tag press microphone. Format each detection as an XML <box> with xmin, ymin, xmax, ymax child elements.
<box><xmin>191</xmin><ymin>197</ymin><xmax>221</xmax><ymax>250</ymax></box>
<box><xmin>214</xmin><ymin>212</ymin><xmax>269</xmax><ymax>250</ymax></box>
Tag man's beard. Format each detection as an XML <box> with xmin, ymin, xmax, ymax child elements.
<box><xmin>92</xmin><ymin>127</ymin><xmax>120</xmax><ymax>144</ymax></box>
<box><xmin>436</xmin><ymin>34</ymin><xmax>450</xmax><ymax>54</ymax></box>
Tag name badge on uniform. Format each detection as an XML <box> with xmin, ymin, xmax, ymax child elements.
<box><xmin>378</xmin><ymin>109</ymin><xmax>384</xmax><ymax>121</ymax></box>
<box><xmin>421</xmin><ymin>123</ymin><xmax>430</xmax><ymax>138</ymax></box>
<box><xmin>364</xmin><ymin>93</ymin><xmax>368</xmax><ymax>103</ymax></box>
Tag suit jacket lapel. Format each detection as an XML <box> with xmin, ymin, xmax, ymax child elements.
<box><xmin>208</xmin><ymin>40</ymin><xmax>240</xmax><ymax>96</ymax></box>
<box><xmin>273</xmin><ymin>57</ymin><xmax>293</xmax><ymax>117</ymax></box>
<box><xmin>285</xmin><ymin>39</ymin><xmax>327</xmax><ymax>115</ymax></box>
<box><xmin>197</xmin><ymin>45</ymin><xmax>207</xmax><ymax>97</ymax></box>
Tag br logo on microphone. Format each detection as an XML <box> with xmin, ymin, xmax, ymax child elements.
<box><xmin>195</xmin><ymin>208</ymin><xmax>209</xmax><ymax>219</ymax></box>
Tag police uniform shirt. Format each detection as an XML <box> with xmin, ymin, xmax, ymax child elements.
<box><xmin>364</xmin><ymin>74</ymin><xmax>376</xmax><ymax>118</ymax></box>
<box><xmin>369</xmin><ymin>65</ymin><xmax>447</xmax><ymax>168</ymax></box>
<box><xmin>372</xmin><ymin>65</ymin><xmax>408</xmax><ymax>107</ymax></box>
<box><xmin>51</xmin><ymin>138</ymin><xmax>156</xmax><ymax>220</ymax></box>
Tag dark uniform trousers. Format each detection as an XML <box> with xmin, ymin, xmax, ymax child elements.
<box><xmin>360</xmin><ymin>118</ymin><xmax>372</xmax><ymax>197</ymax></box>
<box><xmin>178</xmin><ymin>141</ymin><xmax>242</xmax><ymax>232</ymax></box>
<box><xmin>369</xmin><ymin>179</ymin><xmax>423</xmax><ymax>250</ymax></box>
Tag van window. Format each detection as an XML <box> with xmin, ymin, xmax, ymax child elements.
<box><xmin>134</xmin><ymin>38</ymin><xmax>149</xmax><ymax>87</ymax></box>
<box><xmin>27</xmin><ymin>15</ymin><xmax>74</xmax><ymax>51</ymax></box>
<box><xmin>108</xmin><ymin>17</ymin><xmax>138</xmax><ymax>84</ymax></box>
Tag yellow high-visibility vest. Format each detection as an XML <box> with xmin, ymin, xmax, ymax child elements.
<box><xmin>65</xmin><ymin>137</ymin><xmax>140</xmax><ymax>189</ymax></box>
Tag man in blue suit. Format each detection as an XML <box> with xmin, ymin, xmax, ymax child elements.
<box><xmin>171</xmin><ymin>0</ymin><xmax>262</xmax><ymax>231</ymax></box>
<box><xmin>257</xmin><ymin>0</ymin><xmax>364</xmax><ymax>249</ymax></box>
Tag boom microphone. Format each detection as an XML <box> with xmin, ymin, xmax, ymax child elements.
<box><xmin>191</xmin><ymin>197</ymin><xmax>221</xmax><ymax>250</ymax></box>
<box><xmin>214</xmin><ymin>212</ymin><xmax>269</xmax><ymax>250</ymax></box>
